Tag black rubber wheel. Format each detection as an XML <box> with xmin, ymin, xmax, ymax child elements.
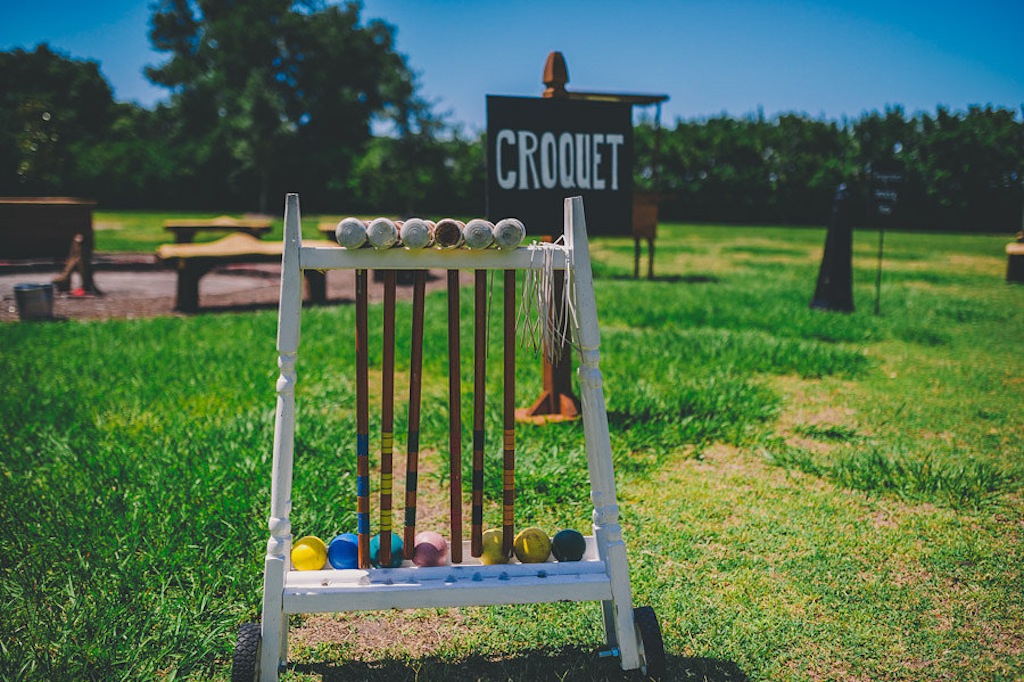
<box><xmin>634</xmin><ymin>606</ymin><xmax>666</xmax><ymax>680</ymax></box>
<box><xmin>231</xmin><ymin>622</ymin><xmax>262</xmax><ymax>682</ymax></box>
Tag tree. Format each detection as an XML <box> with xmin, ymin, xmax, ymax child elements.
<box><xmin>146</xmin><ymin>0</ymin><xmax>428</xmax><ymax>211</ymax></box>
<box><xmin>0</xmin><ymin>44</ymin><xmax>117</xmax><ymax>195</ymax></box>
<box><xmin>348</xmin><ymin>125</ymin><xmax>485</xmax><ymax>215</ymax></box>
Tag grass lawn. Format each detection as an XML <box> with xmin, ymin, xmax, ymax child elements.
<box><xmin>1</xmin><ymin>217</ymin><xmax>1021</xmax><ymax>681</ymax></box>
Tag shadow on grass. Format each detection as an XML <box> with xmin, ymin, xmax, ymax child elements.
<box><xmin>597</xmin><ymin>273</ymin><xmax>722</xmax><ymax>284</ymax></box>
<box><xmin>293</xmin><ymin>647</ymin><xmax>749</xmax><ymax>681</ymax></box>
<box><xmin>193</xmin><ymin>298</ymin><xmax>354</xmax><ymax>315</ymax></box>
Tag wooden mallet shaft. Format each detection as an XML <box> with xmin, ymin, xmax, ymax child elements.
<box><xmin>471</xmin><ymin>269</ymin><xmax>487</xmax><ymax>557</ymax></box>
<box><xmin>403</xmin><ymin>270</ymin><xmax>426</xmax><ymax>559</ymax></box>
<box><xmin>502</xmin><ymin>269</ymin><xmax>516</xmax><ymax>559</ymax></box>
<box><xmin>379</xmin><ymin>269</ymin><xmax>396</xmax><ymax>567</ymax></box>
<box><xmin>447</xmin><ymin>269</ymin><xmax>464</xmax><ymax>563</ymax></box>
<box><xmin>355</xmin><ymin>269</ymin><xmax>371</xmax><ymax>568</ymax></box>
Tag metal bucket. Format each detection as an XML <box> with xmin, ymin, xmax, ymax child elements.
<box><xmin>14</xmin><ymin>283</ymin><xmax>55</xmax><ymax>320</ymax></box>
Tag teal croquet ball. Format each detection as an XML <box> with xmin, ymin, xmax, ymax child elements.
<box><xmin>369</xmin><ymin>532</ymin><xmax>404</xmax><ymax>568</ymax></box>
<box><xmin>327</xmin><ymin>533</ymin><xmax>359</xmax><ymax>569</ymax></box>
<box><xmin>551</xmin><ymin>529</ymin><xmax>586</xmax><ymax>562</ymax></box>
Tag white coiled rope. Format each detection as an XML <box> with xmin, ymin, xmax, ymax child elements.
<box><xmin>519</xmin><ymin>237</ymin><xmax>577</xmax><ymax>364</ymax></box>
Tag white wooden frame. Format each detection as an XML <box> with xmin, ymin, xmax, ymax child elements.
<box><xmin>258</xmin><ymin>194</ymin><xmax>641</xmax><ymax>679</ymax></box>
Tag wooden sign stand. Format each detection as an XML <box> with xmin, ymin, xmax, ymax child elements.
<box><xmin>517</xmin><ymin>52</ymin><xmax>669</xmax><ymax>422</ymax></box>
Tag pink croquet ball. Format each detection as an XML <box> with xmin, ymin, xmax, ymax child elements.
<box><xmin>413</xmin><ymin>531</ymin><xmax>449</xmax><ymax>567</ymax></box>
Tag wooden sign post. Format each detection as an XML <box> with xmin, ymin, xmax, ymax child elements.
<box><xmin>868</xmin><ymin>163</ymin><xmax>903</xmax><ymax>315</ymax></box>
<box><xmin>490</xmin><ymin>52</ymin><xmax>668</xmax><ymax>423</ymax></box>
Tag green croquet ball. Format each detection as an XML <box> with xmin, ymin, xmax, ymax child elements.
<box><xmin>369</xmin><ymin>532</ymin><xmax>404</xmax><ymax>568</ymax></box>
<box><xmin>551</xmin><ymin>529</ymin><xmax>586</xmax><ymax>562</ymax></box>
<box><xmin>291</xmin><ymin>535</ymin><xmax>327</xmax><ymax>570</ymax></box>
<box><xmin>513</xmin><ymin>527</ymin><xmax>551</xmax><ymax>563</ymax></box>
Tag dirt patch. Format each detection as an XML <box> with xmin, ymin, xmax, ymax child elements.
<box><xmin>0</xmin><ymin>261</ymin><xmax>469</xmax><ymax>323</ymax></box>
<box><xmin>292</xmin><ymin>609</ymin><xmax>468</xmax><ymax>660</ymax></box>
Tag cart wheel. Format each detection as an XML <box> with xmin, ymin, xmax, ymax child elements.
<box><xmin>634</xmin><ymin>606</ymin><xmax>666</xmax><ymax>680</ymax></box>
<box><xmin>232</xmin><ymin>622</ymin><xmax>262</xmax><ymax>682</ymax></box>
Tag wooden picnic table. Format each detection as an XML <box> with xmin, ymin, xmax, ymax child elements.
<box><xmin>163</xmin><ymin>215</ymin><xmax>273</xmax><ymax>243</ymax></box>
<box><xmin>1</xmin><ymin>197</ymin><xmax>96</xmax><ymax>260</ymax></box>
<box><xmin>156</xmin><ymin>232</ymin><xmax>335</xmax><ymax>312</ymax></box>
<box><xmin>318</xmin><ymin>221</ymin><xmax>338</xmax><ymax>240</ymax></box>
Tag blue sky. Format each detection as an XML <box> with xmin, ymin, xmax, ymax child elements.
<box><xmin>3</xmin><ymin>0</ymin><xmax>1022</xmax><ymax>131</ymax></box>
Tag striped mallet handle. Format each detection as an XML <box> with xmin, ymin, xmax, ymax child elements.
<box><xmin>355</xmin><ymin>269</ymin><xmax>371</xmax><ymax>568</ymax></box>
<box><xmin>379</xmin><ymin>269</ymin><xmax>396</xmax><ymax>567</ymax></box>
<box><xmin>447</xmin><ymin>269</ymin><xmax>464</xmax><ymax>563</ymax></box>
<box><xmin>471</xmin><ymin>269</ymin><xmax>487</xmax><ymax>557</ymax></box>
<box><xmin>404</xmin><ymin>270</ymin><xmax>426</xmax><ymax>558</ymax></box>
<box><xmin>502</xmin><ymin>269</ymin><xmax>516</xmax><ymax>559</ymax></box>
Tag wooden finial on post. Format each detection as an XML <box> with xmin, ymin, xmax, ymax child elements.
<box><xmin>542</xmin><ymin>51</ymin><xmax>569</xmax><ymax>99</ymax></box>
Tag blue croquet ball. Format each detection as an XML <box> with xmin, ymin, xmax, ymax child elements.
<box><xmin>327</xmin><ymin>533</ymin><xmax>359</xmax><ymax>569</ymax></box>
<box><xmin>551</xmin><ymin>529</ymin><xmax>587</xmax><ymax>562</ymax></box>
<box><xmin>369</xmin><ymin>532</ymin><xmax>404</xmax><ymax>568</ymax></box>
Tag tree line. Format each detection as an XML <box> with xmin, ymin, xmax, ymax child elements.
<box><xmin>1</xmin><ymin>1</ymin><xmax>1020</xmax><ymax>231</ymax></box>
<box><xmin>636</xmin><ymin>105</ymin><xmax>1023</xmax><ymax>231</ymax></box>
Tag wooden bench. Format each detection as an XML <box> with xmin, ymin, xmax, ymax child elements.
<box><xmin>1007</xmin><ymin>237</ymin><xmax>1024</xmax><ymax>283</ymax></box>
<box><xmin>163</xmin><ymin>215</ymin><xmax>273</xmax><ymax>243</ymax></box>
<box><xmin>156</xmin><ymin>232</ymin><xmax>336</xmax><ymax>312</ymax></box>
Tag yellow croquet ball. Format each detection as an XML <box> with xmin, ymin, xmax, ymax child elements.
<box><xmin>480</xmin><ymin>529</ymin><xmax>508</xmax><ymax>565</ymax></box>
<box><xmin>291</xmin><ymin>535</ymin><xmax>327</xmax><ymax>570</ymax></box>
<box><xmin>513</xmin><ymin>527</ymin><xmax>551</xmax><ymax>564</ymax></box>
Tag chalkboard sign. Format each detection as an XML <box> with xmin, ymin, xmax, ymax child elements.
<box><xmin>486</xmin><ymin>95</ymin><xmax>633</xmax><ymax>236</ymax></box>
<box><xmin>869</xmin><ymin>163</ymin><xmax>903</xmax><ymax>219</ymax></box>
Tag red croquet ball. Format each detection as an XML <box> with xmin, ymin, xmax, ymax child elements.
<box><xmin>413</xmin><ymin>531</ymin><xmax>448</xmax><ymax>567</ymax></box>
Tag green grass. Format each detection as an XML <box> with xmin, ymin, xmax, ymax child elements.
<box><xmin>1</xmin><ymin>219</ymin><xmax>1021</xmax><ymax>680</ymax></box>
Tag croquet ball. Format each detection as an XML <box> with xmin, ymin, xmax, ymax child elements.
<box><xmin>551</xmin><ymin>529</ymin><xmax>587</xmax><ymax>562</ymax></box>
<box><xmin>369</xmin><ymin>532</ymin><xmax>404</xmax><ymax>568</ymax></box>
<box><xmin>413</xmin><ymin>531</ymin><xmax>449</xmax><ymax>567</ymax></box>
<box><xmin>291</xmin><ymin>535</ymin><xmax>327</xmax><ymax>571</ymax></box>
<box><xmin>367</xmin><ymin>217</ymin><xmax>399</xmax><ymax>249</ymax></box>
<box><xmin>513</xmin><ymin>527</ymin><xmax>551</xmax><ymax>564</ymax></box>
<box><xmin>327</xmin><ymin>532</ymin><xmax>359</xmax><ymax>569</ymax></box>
<box><xmin>480</xmin><ymin>528</ymin><xmax>508</xmax><ymax>565</ymax></box>
<box><xmin>335</xmin><ymin>217</ymin><xmax>367</xmax><ymax>249</ymax></box>
<box><xmin>463</xmin><ymin>218</ymin><xmax>495</xmax><ymax>249</ymax></box>
<box><xmin>493</xmin><ymin>217</ymin><xmax>526</xmax><ymax>249</ymax></box>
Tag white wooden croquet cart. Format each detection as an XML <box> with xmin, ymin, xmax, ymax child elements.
<box><xmin>233</xmin><ymin>194</ymin><xmax>665</xmax><ymax>680</ymax></box>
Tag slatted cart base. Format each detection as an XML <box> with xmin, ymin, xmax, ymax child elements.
<box><xmin>283</xmin><ymin>539</ymin><xmax>611</xmax><ymax>613</ymax></box>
